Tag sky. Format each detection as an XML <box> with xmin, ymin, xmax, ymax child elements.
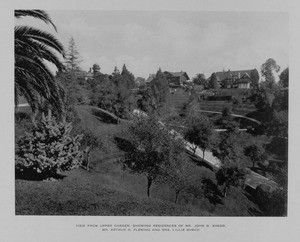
<box><xmin>15</xmin><ymin>10</ymin><xmax>288</xmax><ymax>79</ymax></box>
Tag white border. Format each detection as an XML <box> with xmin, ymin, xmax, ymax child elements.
<box><xmin>1</xmin><ymin>1</ymin><xmax>299</xmax><ymax>241</ymax></box>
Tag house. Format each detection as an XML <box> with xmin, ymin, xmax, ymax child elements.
<box><xmin>164</xmin><ymin>71</ymin><xmax>190</xmax><ymax>86</ymax></box>
<box><xmin>208</xmin><ymin>69</ymin><xmax>254</xmax><ymax>89</ymax></box>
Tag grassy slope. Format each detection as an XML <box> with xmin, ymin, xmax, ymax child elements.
<box><xmin>15</xmin><ymin>105</ymin><xmax>259</xmax><ymax>216</ymax></box>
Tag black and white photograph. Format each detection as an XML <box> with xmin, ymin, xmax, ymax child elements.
<box><xmin>1</xmin><ymin>0</ymin><xmax>300</xmax><ymax>241</ymax></box>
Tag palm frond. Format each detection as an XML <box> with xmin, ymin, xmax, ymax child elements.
<box><xmin>15</xmin><ymin>10</ymin><xmax>57</xmax><ymax>31</ymax></box>
<box><xmin>15</xmin><ymin>26</ymin><xmax>64</xmax><ymax>55</ymax></box>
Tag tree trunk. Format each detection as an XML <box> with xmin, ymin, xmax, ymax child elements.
<box><xmin>203</xmin><ymin>149</ymin><xmax>205</xmax><ymax>159</ymax></box>
<box><xmin>86</xmin><ymin>152</ymin><xmax>91</xmax><ymax>171</ymax></box>
<box><xmin>147</xmin><ymin>176</ymin><xmax>153</xmax><ymax>197</ymax></box>
<box><xmin>175</xmin><ymin>191</ymin><xmax>179</xmax><ymax>204</ymax></box>
<box><xmin>193</xmin><ymin>145</ymin><xmax>197</xmax><ymax>155</ymax></box>
<box><xmin>223</xmin><ymin>186</ymin><xmax>228</xmax><ymax>198</ymax></box>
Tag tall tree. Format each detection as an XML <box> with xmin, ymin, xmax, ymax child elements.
<box><xmin>208</xmin><ymin>73</ymin><xmax>220</xmax><ymax>89</ymax></box>
<box><xmin>261</xmin><ymin>58</ymin><xmax>280</xmax><ymax>88</ymax></box>
<box><xmin>278</xmin><ymin>67</ymin><xmax>289</xmax><ymax>88</ymax></box>
<box><xmin>250</xmin><ymin>69</ymin><xmax>260</xmax><ymax>89</ymax></box>
<box><xmin>15</xmin><ymin>10</ymin><xmax>65</xmax><ymax>114</ymax></box>
<box><xmin>65</xmin><ymin>37</ymin><xmax>82</xmax><ymax>74</ymax></box>
<box><xmin>150</xmin><ymin>68</ymin><xmax>169</xmax><ymax>115</ymax></box>
<box><xmin>121</xmin><ymin>64</ymin><xmax>135</xmax><ymax>89</ymax></box>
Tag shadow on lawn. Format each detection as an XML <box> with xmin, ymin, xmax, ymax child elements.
<box><xmin>188</xmin><ymin>154</ymin><xmax>214</xmax><ymax>171</ymax></box>
<box><xmin>92</xmin><ymin>109</ymin><xmax>118</xmax><ymax>124</ymax></box>
<box><xmin>114</xmin><ymin>137</ymin><xmax>134</xmax><ymax>153</ymax></box>
<box><xmin>15</xmin><ymin>168</ymin><xmax>66</xmax><ymax>181</ymax></box>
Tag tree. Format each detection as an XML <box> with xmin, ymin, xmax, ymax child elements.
<box><xmin>261</xmin><ymin>58</ymin><xmax>280</xmax><ymax>88</ymax></box>
<box><xmin>164</xmin><ymin>155</ymin><xmax>201</xmax><ymax>203</ymax></box>
<box><xmin>122</xmin><ymin>115</ymin><xmax>185</xmax><ymax>197</ymax></box>
<box><xmin>215</xmin><ymin>159</ymin><xmax>247</xmax><ymax>197</ymax></box>
<box><xmin>250</xmin><ymin>69</ymin><xmax>260</xmax><ymax>89</ymax></box>
<box><xmin>278</xmin><ymin>67</ymin><xmax>289</xmax><ymax>88</ymax></box>
<box><xmin>150</xmin><ymin>68</ymin><xmax>169</xmax><ymax>115</ymax></box>
<box><xmin>193</xmin><ymin>73</ymin><xmax>207</xmax><ymax>87</ymax></box>
<box><xmin>15</xmin><ymin>10</ymin><xmax>65</xmax><ymax>115</ymax></box>
<box><xmin>90</xmin><ymin>75</ymin><xmax>117</xmax><ymax>113</ymax></box>
<box><xmin>208</xmin><ymin>73</ymin><xmax>220</xmax><ymax>89</ymax></box>
<box><xmin>121</xmin><ymin>64</ymin><xmax>136</xmax><ymax>89</ymax></box>
<box><xmin>15</xmin><ymin>113</ymin><xmax>84</xmax><ymax>179</ymax></box>
<box><xmin>65</xmin><ymin>37</ymin><xmax>82</xmax><ymax>75</ymax></box>
<box><xmin>244</xmin><ymin>143</ymin><xmax>266</xmax><ymax>168</ymax></box>
<box><xmin>184</xmin><ymin>115</ymin><xmax>213</xmax><ymax>158</ymax></box>
<box><xmin>80</xmin><ymin>130</ymin><xmax>103</xmax><ymax>171</ymax></box>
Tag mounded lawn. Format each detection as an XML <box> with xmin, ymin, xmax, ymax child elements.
<box><xmin>15</xmin><ymin>105</ymin><xmax>260</xmax><ymax>216</ymax></box>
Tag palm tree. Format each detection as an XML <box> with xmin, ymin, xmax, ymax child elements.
<box><xmin>15</xmin><ymin>10</ymin><xmax>65</xmax><ymax>115</ymax></box>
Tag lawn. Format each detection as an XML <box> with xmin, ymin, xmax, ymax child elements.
<box><xmin>15</xmin><ymin>104</ymin><xmax>260</xmax><ymax>216</ymax></box>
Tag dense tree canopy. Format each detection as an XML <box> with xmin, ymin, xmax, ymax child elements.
<box><xmin>208</xmin><ymin>73</ymin><xmax>220</xmax><ymax>89</ymax></box>
<box><xmin>193</xmin><ymin>73</ymin><xmax>207</xmax><ymax>87</ymax></box>
<box><xmin>184</xmin><ymin>114</ymin><xmax>213</xmax><ymax>158</ymax></box>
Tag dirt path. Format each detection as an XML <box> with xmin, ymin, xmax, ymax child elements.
<box><xmin>193</xmin><ymin>102</ymin><xmax>261</xmax><ymax>125</ymax></box>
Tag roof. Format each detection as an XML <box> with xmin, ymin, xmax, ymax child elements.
<box><xmin>208</xmin><ymin>69</ymin><xmax>253</xmax><ymax>81</ymax></box>
<box><xmin>145</xmin><ymin>74</ymin><xmax>156</xmax><ymax>83</ymax></box>
<box><xmin>164</xmin><ymin>71</ymin><xmax>190</xmax><ymax>80</ymax></box>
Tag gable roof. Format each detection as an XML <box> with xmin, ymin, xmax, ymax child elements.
<box><xmin>145</xmin><ymin>74</ymin><xmax>156</xmax><ymax>83</ymax></box>
<box><xmin>164</xmin><ymin>71</ymin><xmax>190</xmax><ymax>80</ymax></box>
<box><xmin>215</xmin><ymin>69</ymin><xmax>253</xmax><ymax>81</ymax></box>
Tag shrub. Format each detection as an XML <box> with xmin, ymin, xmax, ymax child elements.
<box><xmin>15</xmin><ymin>113</ymin><xmax>84</xmax><ymax>179</ymax></box>
<box><xmin>254</xmin><ymin>184</ymin><xmax>287</xmax><ymax>216</ymax></box>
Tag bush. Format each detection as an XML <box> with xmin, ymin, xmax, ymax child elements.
<box><xmin>15</xmin><ymin>113</ymin><xmax>84</xmax><ymax>179</ymax></box>
<box><xmin>254</xmin><ymin>184</ymin><xmax>287</xmax><ymax>216</ymax></box>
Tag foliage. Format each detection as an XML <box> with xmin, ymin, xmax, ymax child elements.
<box><xmin>254</xmin><ymin>184</ymin><xmax>287</xmax><ymax>216</ymax></box>
<box><xmin>90</xmin><ymin>66</ymin><xmax>136</xmax><ymax>119</ymax></box>
<box><xmin>184</xmin><ymin>114</ymin><xmax>213</xmax><ymax>158</ymax></box>
<box><xmin>65</xmin><ymin>37</ymin><xmax>82</xmax><ymax>74</ymax></box>
<box><xmin>201</xmin><ymin>178</ymin><xmax>223</xmax><ymax>205</ymax></box>
<box><xmin>278</xmin><ymin>67</ymin><xmax>289</xmax><ymax>88</ymax></box>
<box><xmin>244</xmin><ymin>143</ymin><xmax>266</xmax><ymax>168</ymax></box>
<box><xmin>90</xmin><ymin>75</ymin><xmax>117</xmax><ymax>113</ymax></box>
<box><xmin>215</xmin><ymin>158</ymin><xmax>247</xmax><ymax>197</ymax></box>
<box><xmin>261</xmin><ymin>58</ymin><xmax>280</xmax><ymax>87</ymax></box>
<box><xmin>164</xmin><ymin>154</ymin><xmax>201</xmax><ymax>203</ymax></box>
<box><xmin>121</xmin><ymin>64</ymin><xmax>136</xmax><ymax>89</ymax></box>
<box><xmin>15</xmin><ymin>10</ymin><xmax>65</xmax><ymax>115</ymax></box>
<box><xmin>215</xmin><ymin>107</ymin><xmax>239</xmax><ymax>131</ymax></box>
<box><xmin>149</xmin><ymin>68</ymin><xmax>169</xmax><ymax>115</ymax></box>
<box><xmin>250</xmin><ymin>69</ymin><xmax>260</xmax><ymax>89</ymax></box>
<box><xmin>122</xmin><ymin>115</ymin><xmax>185</xmax><ymax>197</ymax></box>
<box><xmin>208</xmin><ymin>73</ymin><xmax>220</xmax><ymax>89</ymax></box>
<box><xmin>193</xmin><ymin>73</ymin><xmax>207</xmax><ymax>87</ymax></box>
<box><xmin>80</xmin><ymin>129</ymin><xmax>103</xmax><ymax>170</ymax></box>
<box><xmin>15</xmin><ymin>113</ymin><xmax>84</xmax><ymax>179</ymax></box>
<box><xmin>250</xmin><ymin>62</ymin><xmax>288</xmax><ymax>140</ymax></box>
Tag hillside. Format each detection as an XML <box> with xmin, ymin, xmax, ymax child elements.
<box><xmin>15</xmin><ymin>105</ymin><xmax>260</xmax><ymax>216</ymax></box>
